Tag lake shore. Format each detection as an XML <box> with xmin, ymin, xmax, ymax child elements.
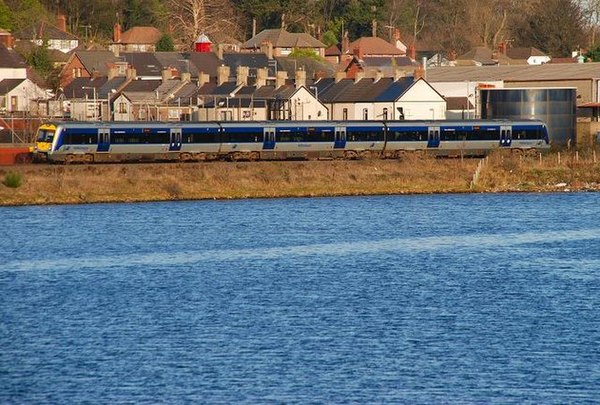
<box><xmin>1</xmin><ymin>151</ymin><xmax>600</xmax><ymax>206</ymax></box>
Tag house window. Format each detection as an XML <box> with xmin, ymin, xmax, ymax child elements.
<box><xmin>119</xmin><ymin>102</ymin><xmax>127</xmax><ymax>113</ymax></box>
<box><xmin>398</xmin><ymin>107</ymin><xmax>405</xmax><ymax>120</ymax></box>
<box><xmin>343</xmin><ymin>108</ymin><xmax>348</xmax><ymax>120</ymax></box>
<box><xmin>10</xmin><ymin>96</ymin><xmax>18</xmax><ymax>110</ymax></box>
<box><xmin>220</xmin><ymin>111</ymin><xmax>232</xmax><ymax>121</ymax></box>
<box><xmin>383</xmin><ymin>108</ymin><xmax>388</xmax><ymax>120</ymax></box>
<box><xmin>363</xmin><ymin>108</ymin><xmax>368</xmax><ymax>120</ymax></box>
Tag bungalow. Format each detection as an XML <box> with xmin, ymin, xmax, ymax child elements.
<box><xmin>241</xmin><ymin>29</ymin><xmax>326</xmax><ymax>58</ymax></box>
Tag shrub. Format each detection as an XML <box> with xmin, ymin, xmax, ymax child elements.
<box><xmin>3</xmin><ymin>171</ymin><xmax>23</xmax><ymax>188</ymax></box>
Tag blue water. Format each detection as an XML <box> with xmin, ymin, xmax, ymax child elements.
<box><xmin>1</xmin><ymin>193</ymin><xmax>600</xmax><ymax>403</ymax></box>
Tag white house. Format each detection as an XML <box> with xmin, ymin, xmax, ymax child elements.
<box><xmin>319</xmin><ymin>76</ymin><xmax>446</xmax><ymax>121</ymax></box>
<box><xmin>15</xmin><ymin>16</ymin><xmax>79</xmax><ymax>54</ymax></box>
<box><xmin>0</xmin><ymin>78</ymin><xmax>50</xmax><ymax>113</ymax></box>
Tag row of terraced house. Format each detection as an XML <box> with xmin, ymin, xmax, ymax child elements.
<box><xmin>4</xmin><ymin>16</ymin><xmax>600</xmax><ymax>136</ymax></box>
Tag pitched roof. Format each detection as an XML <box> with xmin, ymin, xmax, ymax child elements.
<box><xmin>0</xmin><ymin>79</ymin><xmax>25</xmax><ymax>93</ymax></box>
<box><xmin>445</xmin><ymin>96</ymin><xmax>474</xmax><ymax>110</ymax></box>
<box><xmin>224</xmin><ymin>52</ymin><xmax>270</xmax><ymax>70</ymax></box>
<box><xmin>242</xmin><ymin>29</ymin><xmax>326</xmax><ymax>49</ymax></box>
<box><xmin>319</xmin><ymin>78</ymin><xmax>358</xmax><ymax>102</ymax></box>
<box><xmin>426</xmin><ymin>63</ymin><xmax>600</xmax><ymax>82</ymax></box>
<box><xmin>374</xmin><ymin>77</ymin><xmax>415</xmax><ymax>101</ymax></box>
<box><xmin>348</xmin><ymin>37</ymin><xmax>405</xmax><ymax>56</ymax></box>
<box><xmin>457</xmin><ymin>47</ymin><xmax>519</xmax><ymax>66</ymax></box>
<box><xmin>122</xmin><ymin>79</ymin><xmax>162</xmax><ymax>92</ymax></box>
<box><xmin>0</xmin><ymin>44</ymin><xmax>27</xmax><ymax>69</ymax></box>
<box><xmin>325</xmin><ymin>44</ymin><xmax>342</xmax><ymax>56</ymax></box>
<box><xmin>362</xmin><ymin>56</ymin><xmax>416</xmax><ymax>68</ymax></box>
<box><xmin>275</xmin><ymin>56</ymin><xmax>336</xmax><ymax>79</ymax></box>
<box><xmin>14</xmin><ymin>21</ymin><xmax>78</xmax><ymax>41</ymax></box>
<box><xmin>323</xmin><ymin>78</ymin><xmax>392</xmax><ymax>102</ymax></box>
<box><xmin>62</xmin><ymin>77</ymin><xmax>107</xmax><ymax>98</ymax></box>
<box><xmin>209</xmin><ymin>82</ymin><xmax>241</xmax><ymax>96</ymax></box>
<box><xmin>188</xmin><ymin>52</ymin><xmax>221</xmax><ymax>77</ymax></box>
<box><xmin>120</xmin><ymin>27</ymin><xmax>162</xmax><ymax>44</ymax></box>
<box><xmin>505</xmin><ymin>47</ymin><xmax>548</xmax><ymax>60</ymax></box>
<box><xmin>74</xmin><ymin>51</ymin><xmax>120</xmax><ymax>76</ymax></box>
<box><xmin>122</xmin><ymin>52</ymin><xmax>162</xmax><ymax>76</ymax></box>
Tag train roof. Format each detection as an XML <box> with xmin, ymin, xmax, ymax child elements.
<box><xmin>47</xmin><ymin>119</ymin><xmax>547</xmax><ymax>129</ymax></box>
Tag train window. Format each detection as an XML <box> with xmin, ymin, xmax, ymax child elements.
<box><xmin>389</xmin><ymin>130</ymin><xmax>426</xmax><ymax>142</ymax></box>
<box><xmin>222</xmin><ymin>130</ymin><xmax>262</xmax><ymax>143</ymax></box>
<box><xmin>346</xmin><ymin>129</ymin><xmax>385</xmax><ymax>142</ymax></box>
<box><xmin>277</xmin><ymin>130</ymin><xmax>305</xmax><ymax>142</ymax></box>
<box><xmin>64</xmin><ymin>131</ymin><xmax>98</xmax><ymax>144</ymax></box>
<box><xmin>472</xmin><ymin>128</ymin><xmax>499</xmax><ymax>141</ymax></box>
<box><xmin>183</xmin><ymin>131</ymin><xmax>220</xmax><ymax>143</ymax></box>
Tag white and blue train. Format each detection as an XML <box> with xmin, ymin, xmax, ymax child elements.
<box><xmin>35</xmin><ymin>119</ymin><xmax>550</xmax><ymax>163</ymax></box>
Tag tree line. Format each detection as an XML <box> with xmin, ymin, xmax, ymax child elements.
<box><xmin>1</xmin><ymin>0</ymin><xmax>599</xmax><ymax>58</ymax></box>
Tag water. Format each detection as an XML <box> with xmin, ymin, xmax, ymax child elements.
<box><xmin>1</xmin><ymin>193</ymin><xmax>599</xmax><ymax>403</ymax></box>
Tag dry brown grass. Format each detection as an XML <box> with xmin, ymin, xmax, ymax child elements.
<box><xmin>2</xmin><ymin>152</ymin><xmax>599</xmax><ymax>206</ymax></box>
<box><xmin>475</xmin><ymin>150</ymin><xmax>600</xmax><ymax>192</ymax></box>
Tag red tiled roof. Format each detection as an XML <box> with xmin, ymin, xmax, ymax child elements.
<box><xmin>120</xmin><ymin>27</ymin><xmax>162</xmax><ymax>45</ymax></box>
<box><xmin>348</xmin><ymin>37</ymin><xmax>405</xmax><ymax>57</ymax></box>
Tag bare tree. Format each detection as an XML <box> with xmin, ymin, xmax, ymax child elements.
<box><xmin>167</xmin><ymin>0</ymin><xmax>243</xmax><ymax>49</ymax></box>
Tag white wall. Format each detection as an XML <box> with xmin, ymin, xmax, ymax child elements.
<box><xmin>289</xmin><ymin>87</ymin><xmax>328</xmax><ymax>120</ymax></box>
<box><xmin>0</xmin><ymin>68</ymin><xmax>27</xmax><ymax>80</ymax></box>
<box><xmin>3</xmin><ymin>80</ymin><xmax>50</xmax><ymax>112</ymax></box>
<box><xmin>528</xmin><ymin>56</ymin><xmax>551</xmax><ymax>65</ymax></box>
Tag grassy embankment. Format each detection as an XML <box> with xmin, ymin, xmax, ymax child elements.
<box><xmin>1</xmin><ymin>150</ymin><xmax>599</xmax><ymax>206</ymax></box>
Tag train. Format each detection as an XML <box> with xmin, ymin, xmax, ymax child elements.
<box><xmin>33</xmin><ymin>119</ymin><xmax>550</xmax><ymax>163</ymax></box>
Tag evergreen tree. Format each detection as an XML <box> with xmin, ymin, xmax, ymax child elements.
<box><xmin>156</xmin><ymin>34</ymin><xmax>175</xmax><ymax>52</ymax></box>
<box><xmin>0</xmin><ymin>0</ymin><xmax>12</xmax><ymax>30</ymax></box>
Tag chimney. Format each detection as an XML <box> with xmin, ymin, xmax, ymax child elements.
<box><xmin>295</xmin><ymin>69</ymin><xmax>306</xmax><ymax>89</ymax></box>
<box><xmin>256</xmin><ymin>67</ymin><xmax>268</xmax><ymax>88</ymax></box>
<box><xmin>198</xmin><ymin>72</ymin><xmax>210</xmax><ymax>87</ymax></box>
<box><xmin>276</xmin><ymin>71</ymin><xmax>288</xmax><ymax>88</ymax></box>
<box><xmin>335</xmin><ymin>71</ymin><xmax>346</xmax><ymax>82</ymax></box>
<box><xmin>394</xmin><ymin>68</ymin><xmax>405</xmax><ymax>81</ymax></box>
<box><xmin>217</xmin><ymin>65</ymin><xmax>230</xmax><ymax>85</ymax></box>
<box><xmin>498</xmin><ymin>41</ymin><xmax>507</xmax><ymax>55</ymax></box>
<box><xmin>260</xmin><ymin>40</ymin><xmax>273</xmax><ymax>59</ymax></box>
<box><xmin>161</xmin><ymin>68</ymin><xmax>172</xmax><ymax>82</ymax></box>
<box><xmin>57</xmin><ymin>14</ymin><xmax>66</xmax><ymax>32</ymax></box>
<box><xmin>126</xmin><ymin>67</ymin><xmax>137</xmax><ymax>80</ymax></box>
<box><xmin>216</xmin><ymin>44</ymin><xmax>224</xmax><ymax>60</ymax></box>
<box><xmin>354</xmin><ymin>71</ymin><xmax>365</xmax><ymax>83</ymax></box>
<box><xmin>181</xmin><ymin>72</ymin><xmax>191</xmax><ymax>82</ymax></box>
<box><xmin>353</xmin><ymin>46</ymin><xmax>362</xmax><ymax>60</ymax></box>
<box><xmin>0</xmin><ymin>32</ymin><xmax>14</xmax><ymax>49</ymax></box>
<box><xmin>113</xmin><ymin>23</ymin><xmax>121</xmax><ymax>43</ymax></box>
<box><xmin>236</xmin><ymin>66</ymin><xmax>249</xmax><ymax>86</ymax></box>
<box><xmin>413</xmin><ymin>65</ymin><xmax>424</xmax><ymax>80</ymax></box>
<box><xmin>408</xmin><ymin>44</ymin><xmax>416</xmax><ymax>61</ymax></box>
<box><xmin>108</xmin><ymin>66</ymin><xmax>119</xmax><ymax>80</ymax></box>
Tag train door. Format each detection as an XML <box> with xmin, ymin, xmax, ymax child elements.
<box><xmin>97</xmin><ymin>128</ymin><xmax>110</xmax><ymax>152</ymax></box>
<box><xmin>263</xmin><ymin>127</ymin><xmax>275</xmax><ymax>149</ymax></box>
<box><xmin>428</xmin><ymin>126</ymin><xmax>440</xmax><ymax>148</ymax></box>
<box><xmin>334</xmin><ymin>126</ymin><xmax>346</xmax><ymax>149</ymax></box>
<box><xmin>170</xmin><ymin>128</ymin><xmax>182</xmax><ymax>151</ymax></box>
<box><xmin>500</xmin><ymin>125</ymin><xmax>512</xmax><ymax>147</ymax></box>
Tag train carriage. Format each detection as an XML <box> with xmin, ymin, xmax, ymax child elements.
<box><xmin>36</xmin><ymin>119</ymin><xmax>550</xmax><ymax>163</ymax></box>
